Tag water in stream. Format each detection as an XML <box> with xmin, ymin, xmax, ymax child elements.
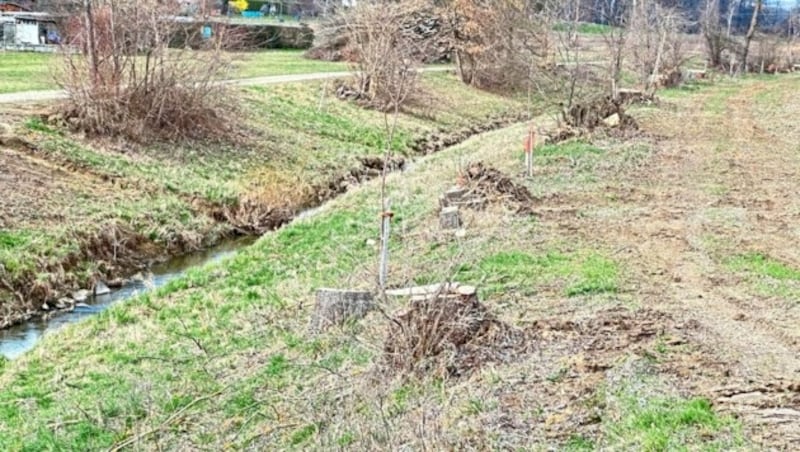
<box><xmin>0</xmin><ymin>236</ymin><xmax>256</xmax><ymax>360</ymax></box>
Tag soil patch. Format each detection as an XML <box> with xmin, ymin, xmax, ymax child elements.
<box><xmin>464</xmin><ymin>308</ymin><xmax>730</xmax><ymax>444</ymax></box>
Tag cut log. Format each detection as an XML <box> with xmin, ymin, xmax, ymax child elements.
<box><xmin>386</xmin><ymin>283</ymin><xmax>459</xmax><ymax>297</ymax></box>
<box><xmin>616</xmin><ymin>88</ymin><xmax>645</xmax><ymax>104</ymax></box>
<box><xmin>309</xmin><ymin>289</ymin><xmax>374</xmax><ymax>333</ymax></box>
<box><xmin>603</xmin><ymin>113</ymin><xmax>620</xmax><ymax>128</ymax></box>
<box><xmin>440</xmin><ymin>206</ymin><xmax>461</xmax><ymax>230</ymax></box>
<box><xmin>456</xmin><ymin>285</ymin><xmax>477</xmax><ymax>297</ymax></box>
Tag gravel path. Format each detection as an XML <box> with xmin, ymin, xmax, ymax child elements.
<box><xmin>0</xmin><ymin>67</ymin><xmax>453</xmax><ymax>104</ymax></box>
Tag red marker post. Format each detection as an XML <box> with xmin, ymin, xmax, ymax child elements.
<box><xmin>523</xmin><ymin>126</ymin><xmax>536</xmax><ymax>178</ymax></box>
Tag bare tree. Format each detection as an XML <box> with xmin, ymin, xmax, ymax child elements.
<box><xmin>726</xmin><ymin>0</ymin><xmax>743</xmax><ymax>37</ymax></box>
<box><xmin>598</xmin><ymin>0</ymin><xmax>631</xmax><ymax>100</ymax></box>
<box><xmin>544</xmin><ymin>0</ymin><xmax>596</xmax><ymax>107</ymax></box>
<box><xmin>742</xmin><ymin>0</ymin><xmax>763</xmax><ymax>71</ymax></box>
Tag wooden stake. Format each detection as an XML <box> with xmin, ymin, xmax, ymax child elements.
<box><xmin>379</xmin><ymin>199</ymin><xmax>392</xmax><ymax>291</ymax></box>
<box><xmin>525</xmin><ymin>127</ymin><xmax>535</xmax><ymax>178</ymax></box>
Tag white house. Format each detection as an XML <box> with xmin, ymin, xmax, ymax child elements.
<box><xmin>0</xmin><ymin>12</ymin><xmax>57</xmax><ymax>46</ymax></box>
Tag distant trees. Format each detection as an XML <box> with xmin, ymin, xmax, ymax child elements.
<box><xmin>700</xmin><ymin>0</ymin><xmax>799</xmax><ymax>72</ymax></box>
<box><xmin>435</xmin><ymin>0</ymin><xmax>550</xmax><ymax>91</ymax></box>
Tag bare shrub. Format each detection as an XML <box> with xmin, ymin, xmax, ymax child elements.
<box><xmin>338</xmin><ymin>0</ymin><xmax>424</xmax><ymax>111</ymax></box>
<box><xmin>382</xmin><ymin>289</ymin><xmax>527</xmax><ymax>378</ymax></box>
<box><xmin>57</xmin><ymin>0</ymin><xmax>239</xmax><ymax>142</ymax></box>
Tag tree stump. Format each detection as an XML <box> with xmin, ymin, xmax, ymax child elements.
<box><xmin>309</xmin><ymin>289</ymin><xmax>374</xmax><ymax>333</ymax></box>
<box><xmin>440</xmin><ymin>206</ymin><xmax>462</xmax><ymax>230</ymax></box>
<box><xmin>444</xmin><ymin>187</ymin><xmax>467</xmax><ymax>204</ymax></box>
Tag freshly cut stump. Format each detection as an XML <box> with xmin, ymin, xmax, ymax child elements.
<box><xmin>309</xmin><ymin>289</ymin><xmax>373</xmax><ymax>333</ymax></box>
<box><xmin>440</xmin><ymin>206</ymin><xmax>462</xmax><ymax>230</ymax></box>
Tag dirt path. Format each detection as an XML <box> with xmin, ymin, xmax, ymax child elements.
<box><xmin>0</xmin><ymin>67</ymin><xmax>452</xmax><ymax>105</ymax></box>
<box><xmin>537</xmin><ymin>77</ymin><xmax>800</xmax><ymax>446</ymax></box>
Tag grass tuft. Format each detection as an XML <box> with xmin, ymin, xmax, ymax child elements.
<box><xmin>609</xmin><ymin>396</ymin><xmax>739</xmax><ymax>451</ymax></box>
<box><xmin>727</xmin><ymin>252</ymin><xmax>800</xmax><ymax>300</ymax></box>
<box><xmin>456</xmin><ymin>250</ymin><xmax>619</xmax><ymax>298</ymax></box>
<box><xmin>728</xmin><ymin>252</ymin><xmax>800</xmax><ymax>281</ymax></box>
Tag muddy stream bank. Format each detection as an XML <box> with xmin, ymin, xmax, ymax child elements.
<box><xmin>0</xmin><ymin>236</ymin><xmax>256</xmax><ymax>359</ymax></box>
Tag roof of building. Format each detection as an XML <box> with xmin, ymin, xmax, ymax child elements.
<box><xmin>0</xmin><ymin>1</ymin><xmax>35</xmax><ymax>11</ymax></box>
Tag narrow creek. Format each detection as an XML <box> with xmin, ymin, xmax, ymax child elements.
<box><xmin>0</xmin><ymin>236</ymin><xmax>256</xmax><ymax>359</ymax></box>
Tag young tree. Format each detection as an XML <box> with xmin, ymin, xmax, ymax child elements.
<box><xmin>340</xmin><ymin>1</ymin><xmax>424</xmax><ymax>293</ymax></box>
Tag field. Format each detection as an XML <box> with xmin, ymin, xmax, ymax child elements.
<box><xmin>0</xmin><ymin>52</ymin><xmax>55</xmax><ymax>94</ymax></box>
<box><xmin>1</xmin><ymin>69</ymin><xmax>799</xmax><ymax>449</ymax></box>
<box><xmin>0</xmin><ymin>50</ymin><xmax>349</xmax><ymax>94</ymax></box>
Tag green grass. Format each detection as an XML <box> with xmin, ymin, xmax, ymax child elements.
<box><xmin>565</xmin><ymin>435</ymin><xmax>595</xmax><ymax>451</ymax></box>
<box><xmin>658</xmin><ymin>79</ymin><xmax>715</xmax><ymax>99</ymax></box>
<box><xmin>553</xmin><ymin>22</ymin><xmax>616</xmax><ymax>35</ymax></box>
<box><xmin>608</xmin><ymin>396</ymin><xmax>741</xmax><ymax>451</ymax></box>
<box><xmin>727</xmin><ymin>252</ymin><xmax>800</xmax><ymax>299</ymax></box>
<box><xmin>0</xmin><ymin>50</ymin><xmax>347</xmax><ymax>94</ymax></box>
<box><xmin>729</xmin><ymin>253</ymin><xmax>800</xmax><ymax>281</ymax></box>
<box><xmin>535</xmin><ymin>140</ymin><xmax>604</xmax><ymax>158</ymax></box>
<box><xmin>454</xmin><ymin>250</ymin><xmax>619</xmax><ymax>298</ymax></box>
<box><xmin>230</xmin><ymin>50</ymin><xmax>348</xmax><ymax>79</ymax></box>
<box><xmin>0</xmin><ymin>52</ymin><xmax>55</xmax><ymax>94</ymax></box>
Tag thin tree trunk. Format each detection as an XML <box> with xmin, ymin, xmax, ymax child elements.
<box><xmin>727</xmin><ymin>0</ymin><xmax>741</xmax><ymax>37</ymax></box>
<box><xmin>742</xmin><ymin>0</ymin><xmax>762</xmax><ymax>72</ymax></box>
<box><xmin>84</xmin><ymin>0</ymin><xmax>98</xmax><ymax>87</ymax></box>
<box><xmin>647</xmin><ymin>24</ymin><xmax>669</xmax><ymax>95</ymax></box>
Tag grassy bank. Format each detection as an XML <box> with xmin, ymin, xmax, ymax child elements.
<box><xmin>0</xmin><ymin>50</ymin><xmax>348</xmax><ymax>94</ymax></box>
<box><xmin>0</xmin><ymin>103</ymin><xmax>744</xmax><ymax>449</ymax></box>
<box><xmin>0</xmin><ymin>72</ymin><xmax>526</xmax><ymax>326</ymax></box>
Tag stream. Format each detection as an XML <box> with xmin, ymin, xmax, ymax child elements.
<box><xmin>0</xmin><ymin>236</ymin><xmax>256</xmax><ymax>360</ymax></box>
